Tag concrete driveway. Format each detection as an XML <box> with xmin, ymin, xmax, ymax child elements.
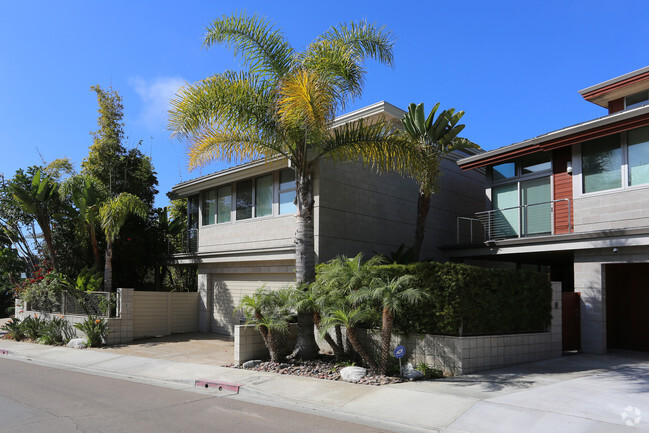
<box><xmin>92</xmin><ymin>332</ymin><xmax>235</xmax><ymax>366</ymax></box>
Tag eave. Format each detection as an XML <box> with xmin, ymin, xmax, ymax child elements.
<box><xmin>457</xmin><ymin>105</ymin><xmax>649</xmax><ymax>171</ymax></box>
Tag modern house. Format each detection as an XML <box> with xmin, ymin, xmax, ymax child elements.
<box><xmin>167</xmin><ymin>101</ymin><xmax>484</xmax><ymax>336</ymax></box>
<box><xmin>453</xmin><ymin>66</ymin><xmax>649</xmax><ymax>355</ymax></box>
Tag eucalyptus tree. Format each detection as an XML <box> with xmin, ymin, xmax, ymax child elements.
<box><xmin>401</xmin><ymin>103</ymin><xmax>479</xmax><ymax>261</ymax></box>
<box><xmin>99</xmin><ymin>193</ymin><xmax>147</xmax><ymax>292</ymax></box>
<box><xmin>169</xmin><ymin>13</ymin><xmax>410</xmax><ymax>359</ymax></box>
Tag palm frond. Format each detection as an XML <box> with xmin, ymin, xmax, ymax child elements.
<box><xmin>316</xmin><ymin>21</ymin><xmax>395</xmax><ymax>68</ymax></box>
<box><xmin>186</xmin><ymin>125</ymin><xmax>289</xmax><ymax>169</ymax></box>
<box><xmin>278</xmin><ymin>68</ymin><xmax>336</xmax><ymax>131</ymax></box>
<box><xmin>99</xmin><ymin>193</ymin><xmax>148</xmax><ymax>242</ymax></box>
<box><xmin>318</xmin><ymin>118</ymin><xmax>416</xmax><ymax>176</ymax></box>
<box><xmin>168</xmin><ymin>71</ymin><xmax>274</xmax><ymax>140</ymax></box>
<box><xmin>203</xmin><ymin>12</ymin><xmax>295</xmax><ymax>79</ymax></box>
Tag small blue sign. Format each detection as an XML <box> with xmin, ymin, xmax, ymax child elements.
<box><xmin>394</xmin><ymin>345</ymin><xmax>406</xmax><ymax>359</ymax></box>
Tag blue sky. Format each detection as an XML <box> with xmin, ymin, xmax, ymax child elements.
<box><xmin>2</xmin><ymin>0</ymin><xmax>648</xmax><ymax>208</ymax></box>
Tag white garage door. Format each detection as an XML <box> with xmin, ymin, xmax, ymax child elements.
<box><xmin>211</xmin><ymin>273</ymin><xmax>295</xmax><ymax>335</ymax></box>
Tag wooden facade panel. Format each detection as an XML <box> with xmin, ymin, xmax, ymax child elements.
<box><xmin>553</xmin><ymin>148</ymin><xmax>573</xmax><ymax>234</ymax></box>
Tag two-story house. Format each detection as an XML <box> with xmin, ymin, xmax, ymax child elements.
<box><xmin>168</xmin><ymin>101</ymin><xmax>484</xmax><ymax>336</ymax></box>
<box><xmin>454</xmin><ymin>66</ymin><xmax>649</xmax><ymax>355</ymax></box>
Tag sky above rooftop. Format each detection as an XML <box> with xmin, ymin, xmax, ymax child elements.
<box><xmin>2</xmin><ymin>0</ymin><xmax>648</xmax><ymax>207</ymax></box>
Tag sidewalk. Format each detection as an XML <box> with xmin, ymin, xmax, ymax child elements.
<box><xmin>0</xmin><ymin>337</ymin><xmax>648</xmax><ymax>432</ymax></box>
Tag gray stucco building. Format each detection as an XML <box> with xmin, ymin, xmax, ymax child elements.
<box><xmin>168</xmin><ymin>101</ymin><xmax>484</xmax><ymax>335</ymax></box>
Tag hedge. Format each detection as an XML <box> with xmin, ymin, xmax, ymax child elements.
<box><xmin>375</xmin><ymin>262</ymin><xmax>552</xmax><ymax>336</ymax></box>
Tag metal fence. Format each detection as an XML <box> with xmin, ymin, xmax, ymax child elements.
<box><xmin>27</xmin><ymin>291</ymin><xmax>117</xmax><ymax>318</ymax></box>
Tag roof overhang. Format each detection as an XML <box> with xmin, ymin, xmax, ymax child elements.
<box><xmin>579</xmin><ymin>66</ymin><xmax>649</xmax><ymax>108</ymax></box>
<box><xmin>457</xmin><ymin>105</ymin><xmax>649</xmax><ymax>170</ymax></box>
<box><xmin>168</xmin><ymin>157</ymin><xmax>289</xmax><ymax>200</ymax></box>
<box><xmin>330</xmin><ymin>100</ymin><xmax>406</xmax><ymax>129</ymax></box>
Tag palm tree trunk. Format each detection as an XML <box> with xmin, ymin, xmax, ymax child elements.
<box><xmin>104</xmin><ymin>241</ymin><xmax>113</xmax><ymax>292</ymax></box>
<box><xmin>291</xmin><ymin>168</ymin><xmax>319</xmax><ymax>360</ymax></box>
<box><xmin>314</xmin><ymin>312</ymin><xmax>343</xmax><ymax>358</ymax></box>
<box><xmin>40</xmin><ymin>220</ymin><xmax>57</xmax><ymax>269</ymax></box>
<box><xmin>266</xmin><ymin>330</ymin><xmax>283</xmax><ymax>363</ymax></box>
<box><xmin>335</xmin><ymin>325</ymin><xmax>345</xmax><ymax>353</ymax></box>
<box><xmin>413</xmin><ymin>189</ymin><xmax>431</xmax><ymax>262</ymax></box>
<box><xmin>346</xmin><ymin>327</ymin><xmax>378</xmax><ymax>371</ymax></box>
<box><xmin>89</xmin><ymin>224</ymin><xmax>101</xmax><ymax>270</ymax></box>
<box><xmin>379</xmin><ymin>307</ymin><xmax>394</xmax><ymax>375</ymax></box>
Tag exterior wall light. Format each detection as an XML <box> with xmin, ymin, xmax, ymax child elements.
<box><xmin>566</xmin><ymin>161</ymin><xmax>573</xmax><ymax>174</ymax></box>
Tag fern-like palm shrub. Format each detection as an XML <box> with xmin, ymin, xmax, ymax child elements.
<box><xmin>73</xmin><ymin>316</ymin><xmax>108</xmax><ymax>347</ymax></box>
<box><xmin>236</xmin><ymin>287</ymin><xmax>293</xmax><ymax>363</ymax></box>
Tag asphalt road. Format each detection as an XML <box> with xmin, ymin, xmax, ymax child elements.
<box><xmin>0</xmin><ymin>358</ymin><xmax>390</xmax><ymax>433</ymax></box>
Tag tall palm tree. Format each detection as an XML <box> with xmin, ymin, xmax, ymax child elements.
<box><xmin>401</xmin><ymin>103</ymin><xmax>480</xmax><ymax>261</ymax></box>
<box><xmin>99</xmin><ymin>193</ymin><xmax>147</xmax><ymax>292</ymax></box>
<box><xmin>168</xmin><ymin>13</ymin><xmax>410</xmax><ymax>359</ymax></box>
<box><xmin>9</xmin><ymin>170</ymin><xmax>60</xmax><ymax>268</ymax></box>
<box><xmin>355</xmin><ymin>274</ymin><xmax>423</xmax><ymax>374</ymax></box>
<box><xmin>60</xmin><ymin>175</ymin><xmax>108</xmax><ymax>270</ymax></box>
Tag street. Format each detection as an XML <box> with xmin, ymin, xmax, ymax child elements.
<box><xmin>0</xmin><ymin>359</ymin><xmax>390</xmax><ymax>433</ymax></box>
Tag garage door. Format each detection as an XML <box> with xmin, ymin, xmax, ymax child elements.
<box><xmin>211</xmin><ymin>273</ymin><xmax>295</xmax><ymax>335</ymax></box>
<box><xmin>606</xmin><ymin>264</ymin><xmax>649</xmax><ymax>352</ymax></box>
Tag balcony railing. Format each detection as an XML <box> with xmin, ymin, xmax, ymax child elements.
<box><xmin>457</xmin><ymin>199</ymin><xmax>572</xmax><ymax>243</ymax></box>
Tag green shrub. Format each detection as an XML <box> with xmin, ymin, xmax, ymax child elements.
<box><xmin>414</xmin><ymin>361</ymin><xmax>443</xmax><ymax>379</ymax></box>
<box><xmin>1</xmin><ymin>317</ymin><xmax>25</xmax><ymax>341</ymax></box>
<box><xmin>375</xmin><ymin>262</ymin><xmax>551</xmax><ymax>336</ymax></box>
<box><xmin>38</xmin><ymin>316</ymin><xmax>74</xmax><ymax>345</ymax></box>
<box><xmin>21</xmin><ymin>315</ymin><xmax>47</xmax><ymax>340</ymax></box>
<box><xmin>73</xmin><ymin>316</ymin><xmax>108</xmax><ymax>347</ymax></box>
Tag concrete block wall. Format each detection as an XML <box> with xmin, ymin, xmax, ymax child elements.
<box><xmin>313</xmin><ymin>281</ymin><xmax>562</xmax><ymax>375</ymax></box>
<box><xmin>573</xmin><ymin>186</ymin><xmax>649</xmax><ymax>232</ymax></box>
<box><xmin>234</xmin><ymin>324</ymin><xmax>298</xmax><ymax>364</ymax></box>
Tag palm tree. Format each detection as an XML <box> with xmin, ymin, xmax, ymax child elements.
<box><xmin>168</xmin><ymin>13</ymin><xmax>410</xmax><ymax>359</ymax></box>
<box><xmin>320</xmin><ymin>307</ymin><xmax>378</xmax><ymax>371</ymax></box>
<box><xmin>99</xmin><ymin>193</ymin><xmax>147</xmax><ymax>292</ymax></box>
<box><xmin>9</xmin><ymin>170</ymin><xmax>60</xmax><ymax>268</ymax></box>
<box><xmin>355</xmin><ymin>274</ymin><xmax>424</xmax><ymax>375</ymax></box>
<box><xmin>237</xmin><ymin>287</ymin><xmax>293</xmax><ymax>363</ymax></box>
<box><xmin>60</xmin><ymin>175</ymin><xmax>108</xmax><ymax>270</ymax></box>
<box><xmin>401</xmin><ymin>103</ymin><xmax>480</xmax><ymax>261</ymax></box>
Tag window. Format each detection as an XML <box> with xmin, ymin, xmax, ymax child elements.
<box><xmin>492</xmin><ymin>162</ymin><xmax>516</xmax><ymax>181</ymax></box>
<box><xmin>236</xmin><ymin>180</ymin><xmax>253</xmax><ymax>220</ymax></box>
<box><xmin>488</xmin><ymin>154</ymin><xmax>552</xmax><ymax>238</ymax></box>
<box><xmin>628</xmin><ymin>127</ymin><xmax>649</xmax><ymax>186</ymax></box>
<box><xmin>202</xmin><ymin>190</ymin><xmax>216</xmax><ymax>225</ymax></box>
<box><xmin>217</xmin><ymin>185</ymin><xmax>232</xmax><ymax>223</ymax></box>
<box><xmin>255</xmin><ymin>175</ymin><xmax>273</xmax><ymax>217</ymax></box>
<box><xmin>279</xmin><ymin>169</ymin><xmax>296</xmax><ymax>214</ymax></box>
<box><xmin>582</xmin><ymin>134</ymin><xmax>621</xmax><ymax>193</ymax></box>
<box><xmin>626</xmin><ymin>90</ymin><xmax>649</xmax><ymax>110</ymax></box>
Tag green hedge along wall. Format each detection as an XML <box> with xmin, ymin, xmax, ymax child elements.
<box><xmin>377</xmin><ymin>262</ymin><xmax>552</xmax><ymax>336</ymax></box>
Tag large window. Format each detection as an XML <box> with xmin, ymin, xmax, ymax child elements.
<box><xmin>488</xmin><ymin>154</ymin><xmax>552</xmax><ymax>238</ymax></box>
<box><xmin>582</xmin><ymin>135</ymin><xmax>621</xmax><ymax>193</ymax></box>
<box><xmin>236</xmin><ymin>180</ymin><xmax>253</xmax><ymax>220</ymax></box>
<box><xmin>626</xmin><ymin>90</ymin><xmax>649</xmax><ymax>110</ymax></box>
<box><xmin>579</xmin><ymin>128</ymin><xmax>649</xmax><ymax>194</ymax></box>
<box><xmin>200</xmin><ymin>169</ymin><xmax>297</xmax><ymax>226</ymax></box>
<box><xmin>217</xmin><ymin>185</ymin><xmax>232</xmax><ymax>223</ymax></box>
<box><xmin>279</xmin><ymin>169</ymin><xmax>296</xmax><ymax>214</ymax></box>
<box><xmin>255</xmin><ymin>175</ymin><xmax>273</xmax><ymax>217</ymax></box>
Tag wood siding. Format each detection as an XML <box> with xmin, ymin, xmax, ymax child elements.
<box><xmin>552</xmin><ymin>147</ymin><xmax>573</xmax><ymax>234</ymax></box>
<box><xmin>133</xmin><ymin>292</ymin><xmax>198</xmax><ymax>339</ymax></box>
<box><xmin>608</xmin><ymin>97</ymin><xmax>624</xmax><ymax>114</ymax></box>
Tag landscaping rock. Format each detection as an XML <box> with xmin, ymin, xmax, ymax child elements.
<box><xmin>340</xmin><ymin>366</ymin><xmax>367</xmax><ymax>382</ymax></box>
<box><xmin>400</xmin><ymin>363</ymin><xmax>424</xmax><ymax>381</ymax></box>
<box><xmin>242</xmin><ymin>360</ymin><xmax>262</xmax><ymax>369</ymax></box>
<box><xmin>67</xmin><ymin>338</ymin><xmax>87</xmax><ymax>349</ymax></box>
